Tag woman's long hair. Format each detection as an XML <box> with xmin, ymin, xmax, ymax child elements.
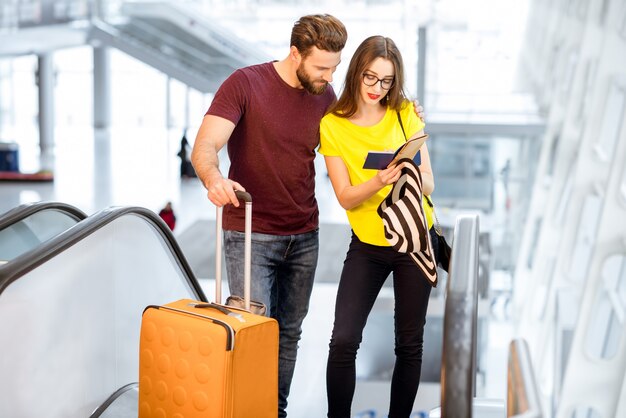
<box><xmin>329</xmin><ymin>35</ymin><xmax>408</xmax><ymax>118</ymax></box>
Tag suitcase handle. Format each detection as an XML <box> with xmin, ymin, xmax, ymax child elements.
<box><xmin>234</xmin><ymin>190</ymin><xmax>251</xmax><ymax>203</ymax></box>
<box><xmin>190</xmin><ymin>302</ymin><xmax>244</xmax><ymax>322</ymax></box>
<box><xmin>215</xmin><ymin>190</ymin><xmax>252</xmax><ymax>310</ymax></box>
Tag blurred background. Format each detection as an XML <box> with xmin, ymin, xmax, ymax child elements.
<box><xmin>1</xmin><ymin>0</ymin><xmax>625</xmax><ymax>417</ymax></box>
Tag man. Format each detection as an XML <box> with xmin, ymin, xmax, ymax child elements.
<box><xmin>191</xmin><ymin>14</ymin><xmax>348</xmax><ymax>417</ymax></box>
<box><xmin>192</xmin><ymin>14</ymin><xmax>424</xmax><ymax>416</ymax></box>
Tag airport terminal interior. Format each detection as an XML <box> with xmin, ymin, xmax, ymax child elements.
<box><xmin>1</xmin><ymin>0</ymin><xmax>626</xmax><ymax>417</ymax></box>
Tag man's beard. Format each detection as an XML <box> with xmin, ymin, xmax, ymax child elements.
<box><xmin>296</xmin><ymin>64</ymin><xmax>328</xmax><ymax>95</ymax></box>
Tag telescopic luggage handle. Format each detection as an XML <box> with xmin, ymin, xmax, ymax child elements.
<box><xmin>215</xmin><ymin>190</ymin><xmax>252</xmax><ymax>310</ymax></box>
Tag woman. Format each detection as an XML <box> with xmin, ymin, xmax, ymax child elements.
<box><xmin>319</xmin><ymin>35</ymin><xmax>435</xmax><ymax>418</ymax></box>
<box><xmin>158</xmin><ymin>201</ymin><xmax>176</xmax><ymax>231</ymax></box>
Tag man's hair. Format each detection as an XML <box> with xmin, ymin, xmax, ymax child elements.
<box><xmin>291</xmin><ymin>14</ymin><xmax>348</xmax><ymax>59</ymax></box>
<box><xmin>329</xmin><ymin>35</ymin><xmax>407</xmax><ymax>118</ymax></box>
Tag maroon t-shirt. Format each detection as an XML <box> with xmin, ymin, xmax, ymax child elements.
<box><xmin>207</xmin><ymin>62</ymin><xmax>336</xmax><ymax>235</ymax></box>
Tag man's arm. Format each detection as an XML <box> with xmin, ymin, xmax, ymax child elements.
<box><xmin>413</xmin><ymin>99</ymin><xmax>425</xmax><ymax>122</ymax></box>
<box><xmin>191</xmin><ymin>114</ymin><xmax>244</xmax><ymax>207</ymax></box>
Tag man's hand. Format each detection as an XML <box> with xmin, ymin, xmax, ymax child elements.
<box><xmin>192</xmin><ymin>114</ymin><xmax>239</xmax><ymax>207</ymax></box>
<box><xmin>413</xmin><ymin>99</ymin><xmax>425</xmax><ymax>122</ymax></box>
<box><xmin>207</xmin><ymin>175</ymin><xmax>246</xmax><ymax>207</ymax></box>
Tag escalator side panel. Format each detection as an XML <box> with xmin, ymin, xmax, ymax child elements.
<box><xmin>0</xmin><ymin>214</ymin><xmax>198</xmax><ymax>418</ymax></box>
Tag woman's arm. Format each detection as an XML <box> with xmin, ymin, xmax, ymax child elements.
<box><xmin>325</xmin><ymin>155</ymin><xmax>402</xmax><ymax>211</ymax></box>
<box><xmin>420</xmin><ymin>145</ymin><xmax>435</xmax><ymax>195</ymax></box>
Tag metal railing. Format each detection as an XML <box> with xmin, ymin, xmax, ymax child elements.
<box><xmin>0</xmin><ymin>201</ymin><xmax>87</xmax><ymax>263</ymax></box>
<box><xmin>440</xmin><ymin>214</ymin><xmax>480</xmax><ymax>417</ymax></box>
<box><xmin>0</xmin><ymin>206</ymin><xmax>205</xmax><ymax>417</ymax></box>
<box><xmin>0</xmin><ymin>0</ymin><xmax>91</xmax><ymax>30</ymax></box>
<box><xmin>434</xmin><ymin>216</ymin><xmax>543</xmax><ymax>418</ymax></box>
<box><xmin>507</xmin><ymin>338</ymin><xmax>543</xmax><ymax>418</ymax></box>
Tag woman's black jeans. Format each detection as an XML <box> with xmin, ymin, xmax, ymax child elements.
<box><xmin>326</xmin><ymin>233</ymin><xmax>432</xmax><ymax>418</ymax></box>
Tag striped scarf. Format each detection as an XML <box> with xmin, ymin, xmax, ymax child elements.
<box><xmin>377</xmin><ymin>158</ymin><xmax>438</xmax><ymax>286</ymax></box>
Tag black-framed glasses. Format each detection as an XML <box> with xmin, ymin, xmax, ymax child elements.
<box><xmin>362</xmin><ymin>73</ymin><xmax>395</xmax><ymax>90</ymax></box>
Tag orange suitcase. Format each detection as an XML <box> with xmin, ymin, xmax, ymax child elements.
<box><xmin>139</xmin><ymin>192</ymin><xmax>278</xmax><ymax>418</ymax></box>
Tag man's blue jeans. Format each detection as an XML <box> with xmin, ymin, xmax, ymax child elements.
<box><xmin>224</xmin><ymin>229</ymin><xmax>319</xmax><ymax>418</ymax></box>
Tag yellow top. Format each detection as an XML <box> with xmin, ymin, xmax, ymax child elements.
<box><xmin>319</xmin><ymin>102</ymin><xmax>431</xmax><ymax>246</ymax></box>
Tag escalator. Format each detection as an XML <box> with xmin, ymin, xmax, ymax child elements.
<box><xmin>88</xmin><ymin>1</ymin><xmax>271</xmax><ymax>93</ymax></box>
<box><xmin>432</xmin><ymin>214</ymin><xmax>542</xmax><ymax>417</ymax></box>
<box><xmin>0</xmin><ymin>201</ymin><xmax>87</xmax><ymax>264</ymax></box>
<box><xmin>1</xmin><ymin>1</ymin><xmax>271</xmax><ymax>93</ymax></box>
<box><xmin>0</xmin><ymin>205</ymin><xmax>507</xmax><ymax>417</ymax></box>
<box><xmin>0</xmin><ymin>206</ymin><xmax>206</xmax><ymax>417</ymax></box>
<box><xmin>90</xmin><ymin>383</ymin><xmax>139</xmax><ymax>418</ymax></box>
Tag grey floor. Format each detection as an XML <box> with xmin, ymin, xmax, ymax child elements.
<box><xmin>0</xmin><ymin>125</ymin><xmax>511</xmax><ymax>417</ymax></box>
<box><xmin>176</xmin><ymin>218</ymin><xmax>351</xmax><ymax>283</ymax></box>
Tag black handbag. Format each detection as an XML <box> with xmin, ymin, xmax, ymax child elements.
<box><xmin>396</xmin><ymin>111</ymin><xmax>451</xmax><ymax>273</ymax></box>
<box><xmin>378</xmin><ymin>159</ymin><xmax>438</xmax><ymax>286</ymax></box>
<box><xmin>425</xmin><ymin>196</ymin><xmax>452</xmax><ymax>272</ymax></box>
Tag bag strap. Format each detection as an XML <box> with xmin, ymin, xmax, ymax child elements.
<box><xmin>396</xmin><ymin>111</ymin><xmax>407</xmax><ymax>142</ymax></box>
<box><xmin>400</xmin><ymin>111</ymin><xmax>437</xmax><ymax>225</ymax></box>
<box><xmin>425</xmin><ymin>195</ymin><xmax>444</xmax><ymax>235</ymax></box>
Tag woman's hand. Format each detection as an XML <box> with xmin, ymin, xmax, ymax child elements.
<box><xmin>376</xmin><ymin>164</ymin><xmax>402</xmax><ymax>187</ymax></box>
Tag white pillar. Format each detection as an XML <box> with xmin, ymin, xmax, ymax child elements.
<box><xmin>0</xmin><ymin>61</ymin><xmax>4</xmax><ymax>135</ymax></box>
<box><xmin>185</xmin><ymin>84</ymin><xmax>190</xmax><ymax>130</ymax></box>
<box><xmin>37</xmin><ymin>52</ymin><xmax>55</xmax><ymax>171</ymax></box>
<box><xmin>93</xmin><ymin>46</ymin><xmax>111</xmax><ymax>130</ymax></box>
<box><xmin>417</xmin><ymin>26</ymin><xmax>427</xmax><ymax>107</ymax></box>
<box><xmin>166</xmin><ymin>76</ymin><xmax>172</xmax><ymax>130</ymax></box>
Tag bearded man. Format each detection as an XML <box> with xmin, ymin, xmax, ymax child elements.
<box><xmin>191</xmin><ymin>15</ymin><xmax>348</xmax><ymax>418</ymax></box>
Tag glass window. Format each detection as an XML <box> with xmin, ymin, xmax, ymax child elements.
<box><xmin>586</xmin><ymin>292</ymin><xmax>622</xmax><ymax>360</ymax></box>
<box><xmin>0</xmin><ymin>62</ymin><xmax>13</xmax><ymax>129</ymax></box>
<box><xmin>571</xmin><ymin>407</ymin><xmax>602</xmax><ymax>418</ymax></box>
<box><xmin>621</xmin><ymin>165</ymin><xmax>626</xmax><ymax>205</ymax></box>
<box><xmin>601</xmin><ymin>254</ymin><xmax>623</xmax><ymax>289</ymax></box>
<box><xmin>546</xmin><ymin>134</ymin><xmax>560</xmax><ymax>177</ymax></box>
<box><xmin>435</xmin><ymin>150</ymin><xmax>466</xmax><ymax>177</ymax></box>
<box><xmin>55</xmin><ymin>47</ymin><xmax>93</xmax><ymax>127</ymax></box>
<box><xmin>561</xmin><ymin>51</ymin><xmax>578</xmax><ymax>101</ymax></box>
<box><xmin>577</xmin><ymin>0</ymin><xmax>590</xmax><ymax>20</ymax></box>
<box><xmin>601</xmin><ymin>254</ymin><xmax>626</xmax><ymax>306</ymax></box>
<box><xmin>618</xmin><ymin>259</ymin><xmax>626</xmax><ymax>305</ymax></box>
<box><xmin>575</xmin><ymin>60</ymin><xmax>597</xmax><ymax>124</ymax></box>
<box><xmin>593</xmin><ymin>82</ymin><xmax>626</xmax><ymax>161</ymax></box>
<box><xmin>10</xmin><ymin>55</ymin><xmax>38</xmax><ymax>131</ymax></box>
<box><xmin>586</xmin><ymin>291</ymin><xmax>614</xmax><ymax>359</ymax></box>
<box><xmin>532</xmin><ymin>283</ymin><xmax>548</xmax><ymax>321</ymax></box>
<box><xmin>549</xmin><ymin>43</ymin><xmax>563</xmax><ymax>92</ymax></box>
<box><xmin>586</xmin><ymin>255</ymin><xmax>625</xmax><ymax>360</ymax></box>
<box><xmin>527</xmin><ymin>218</ymin><xmax>543</xmax><ymax>269</ymax></box>
<box><xmin>598</xmin><ymin>0</ymin><xmax>609</xmax><ymax>26</ymax></box>
<box><xmin>567</xmin><ymin>195</ymin><xmax>602</xmax><ymax>283</ymax></box>
<box><xmin>534</xmin><ymin>258</ymin><xmax>557</xmax><ymax>320</ymax></box>
<box><xmin>555</xmin><ymin>288</ymin><xmax>577</xmax><ymax>412</ymax></box>
<box><xmin>554</xmin><ymin>160</ymin><xmax>574</xmax><ymax>225</ymax></box>
<box><xmin>470</xmin><ymin>143</ymin><xmax>491</xmax><ymax>177</ymax></box>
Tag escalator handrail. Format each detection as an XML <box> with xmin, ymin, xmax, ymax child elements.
<box><xmin>89</xmin><ymin>382</ymin><xmax>138</xmax><ymax>418</ymax></box>
<box><xmin>508</xmin><ymin>338</ymin><xmax>543</xmax><ymax>418</ymax></box>
<box><xmin>0</xmin><ymin>206</ymin><xmax>206</xmax><ymax>301</ymax></box>
<box><xmin>440</xmin><ymin>214</ymin><xmax>480</xmax><ymax>418</ymax></box>
<box><xmin>0</xmin><ymin>201</ymin><xmax>88</xmax><ymax>231</ymax></box>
